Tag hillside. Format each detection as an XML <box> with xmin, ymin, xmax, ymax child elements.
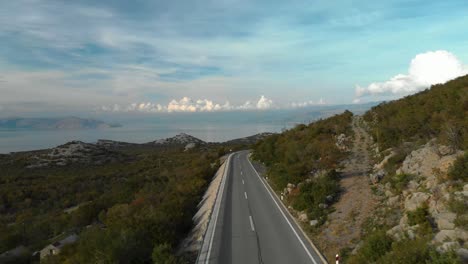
<box><xmin>0</xmin><ymin>140</ymin><xmax>224</xmax><ymax>263</ymax></box>
<box><xmin>363</xmin><ymin>75</ymin><xmax>468</xmax><ymax>151</ymax></box>
<box><xmin>253</xmin><ymin>76</ymin><xmax>468</xmax><ymax>263</ymax></box>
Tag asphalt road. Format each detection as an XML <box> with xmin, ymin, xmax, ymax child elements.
<box><xmin>201</xmin><ymin>151</ymin><xmax>324</xmax><ymax>264</ymax></box>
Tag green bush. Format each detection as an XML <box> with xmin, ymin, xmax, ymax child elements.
<box><xmin>387</xmin><ymin>173</ymin><xmax>414</xmax><ymax>194</ymax></box>
<box><xmin>448</xmin><ymin>152</ymin><xmax>468</xmax><ymax>181</ymax></box>
<box><xmin>348</xmin><ymin>230</ymin><xmax>393</xmax><ymax>264</ymax></box>
<box><xmin>152</xmin><ymin>243</ymin><xmax>177</xmax><ymax>264</ymax></box>
<box><xmin>379</xmin><ymin>238</ymin><xmax>460</xmax><ymax>264</ymax></box>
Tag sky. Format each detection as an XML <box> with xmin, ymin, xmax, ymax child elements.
<box><xmin>0</xmin><ymin>0</ymin><xmax>467</xmax><ymax>115</ymax></box>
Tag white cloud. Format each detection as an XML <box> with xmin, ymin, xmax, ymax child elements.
<box><xmin>101</xmin><ymin>96</ymin><xmax>275</xmax><ymax>113</ymax></box>
<box><xmin>256</xmin><ymin>95</ymin><xmax>274</xmax><ymax>110</ymax></box>
<box><xmin>355</xmin><ymin>50</ymin><xmax>468</xmax><ymax>99</ymax></box>
<box><xmin>290</xmin><ymin>98</ymin><xmax>326</xmax><ymax>108</ymax></box>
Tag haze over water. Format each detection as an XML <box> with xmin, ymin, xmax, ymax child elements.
<box><xmin>0</xmin><ymin>110</ymin><xmax>328</xmax><ymax>153</ymax></box>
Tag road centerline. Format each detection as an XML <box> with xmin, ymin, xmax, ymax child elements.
<box><xmin>249</xmin><ymin>215</ymin><xmax>255</xmax><ymax>231</ymax></box>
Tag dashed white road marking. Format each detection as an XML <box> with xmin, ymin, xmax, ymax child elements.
<box><xmin>249</xmin><ymin>215</ymin><xmax>255</xmax><ymax>231</ymax></box>
<box><xmin>242</xmin><ymin>179</ymin><xmax>245</xmax><ymax>185</ymax></box>
<box><xmin>244</xmin><ymin>192</ymin><xmax>248</xmax><ymax>199</ymax></box>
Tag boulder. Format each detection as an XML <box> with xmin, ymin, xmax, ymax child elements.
<box><xmin>434</xmin><ymin>212</ymin><xmax>456</xmax><ymax>230</ymax></box>
<box><xmin>399</xmin><ymin>141</ymin><xmax>463</xmax><ymax>178</ymax></box>
<box><xmin>370</xmin><ymin>169</ymin><xmax>386</xmax><ymax>184</ymax></box>
<box><xmin>387</xmin><ymin>225</ymin><xmax>405</xmax><ymax>241</ymax></box>
<box><xmin>457</xmin><ymin>248</ymin><xmax>468</xmax><ymax>263</ymax></box>
<box><xmin>309</xmin><ymin>220</ymin><xmax>319</xmax><ymax>226</ymax></box>
<box><xmin>404</xmin><ymin>192</ymin><xmax>430</xmax><ymax>211</ymax></box>
<box><xmin>298</xmin><ymin>212</ymin><xmax>308</xmax><ymax>222</ymax></box>
<box><xmin>387</xmin><ymin>196</ymin><xmax>400</xmax><ymax>207</ymax></box>
<box><xmin>318</xmin><ymin>203</ymin><xmax>328</xmax><ymax>209</ymax></box>
<box><xmin>433</xmin><ymin>230</ymin><xmax>457</xmax><ymax>243</ymax></box>
<box><xmin>439</xmin><ymin>242</ymin><xmax>460</xmax><ymax>252</ymax></box>
<box><xmin>438</xmin><ymin>145</ymin><xmax>454</xmax><ymax>156</ymax></box>
<box><xmin>407</xmin><ymin>180</ymin><xmax>420</xmax><ymax>191</ymax></box>
<box><xmin>374</xmin><ymin>151</ymin><xmax>396</xmax><ymax>171</ymax></box>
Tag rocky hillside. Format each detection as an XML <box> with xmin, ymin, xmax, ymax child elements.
<box><xmin>150</xmin><ymin>133</ymin><xmax>206</xmax><ymax>146</ymax></box>
<box><xmin>27</xmin><ymin>141</ymin><xmax>127</xmax><ymax>168</ymax></box>
<box><xmin>344</xmin><ymin>77</ymin><xmax>468</xmax><ymax>263</ymax></box>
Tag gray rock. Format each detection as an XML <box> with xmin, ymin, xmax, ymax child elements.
<box><xmin>433</xmin><ymin>230</ymin><xmax>457</xmax><ymax>243</ymax></box>
<box><xmin>387</xmin><ymin>225</ymin><xmax>404</xmax><ymax>241</ymax></box>
<box><xmin>438</xmin><ymin>145</ymin><xmax>453</xmax><ymax>156</ymax></box>
<box><xmin>439</xmin><ymin>242</ymin><xmax>460</xmax><ymax>252</ymax></box>
<box><xmin>309</xmin><ymin>220</ymin><xmax>319</xmax><ymax>226</ymax></box>
<box><xmin>457</xmin><ymin>248</ymin><xmax>468</xmax><ymax>263</ymax></box>
<box><xmin>370</xmin><ymin>169</ymin><xmax>386</xmax><ymax>184</ymax></box>
<box><xmin>434</xmin><ymin>212</ymin><xmax>456</xmax><ymax>230</ymax></box>
<box><xmin>400</xmin><ymin>141</ymin><xmax>463</xmax><ymax>178</ymax></box>
<box><xmin>387</xmin><ymin>196</ymin><xmax>400</xmax><ymax>206</ymax></box>
<box><xmin>184</xmin><ymin>143</ymin><xmax>196</xmax><ymax>151</ymax></box>
<box><xmin>404</xmin><ymin>192</ymin><xmax>430</xmax><ymax>211</ymax></box>
<box><xmin>318</xmin><ymin>203</ymin><xmax>328</xmax><ymax>209</ymax></box>
<box><xmin>407</xmin><ymin>180</ymin><xmax>420</xmax><ymax>191</ymax></box>
<box><xmin>298</xmin><ymin>212</ymin><xmax>308</xmax><ymax>222</ymax></box>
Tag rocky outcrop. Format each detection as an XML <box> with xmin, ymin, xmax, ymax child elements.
<box><xmin>27</xmin><ymin>141</ymin><xmax>126</xmax><ymax>168</ymax></box>
<box><xmin>152</xmin><ymin>133</ymin><xmax>205</xmax><ymax>146</ymax></box>
<box><xmin>398</xmin><ymin>140</ymin><xmax>463</xmax><ymax>178</ymax></box>
<box><xmin>404</xmin><ymin>192</ymin><xmax>430</xmax><ymax>211</ymax></box>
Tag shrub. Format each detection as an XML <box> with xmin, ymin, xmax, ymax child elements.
<box><xmin>348</xmin><ymin>230</ymin><xmax>393</xmax><ymax>264</ymax></box>
<box><xmin>448</xmin><ymin>152</ymin><xmax>468</xmax><ymax>181</ymax></box>
<box><xmin>379</xmin><ymin>238</ymin><xmax>460</xmax><ymax>264</ymax></box>
<box><xmin>388</xmin><ymin>173</ymin><xmax>414</xmax><ymax>193</ymax></box>
<box><xmin>152</xmin><ymin>243</ymin><xmax>177</xmax><ymax>264</ymax></box>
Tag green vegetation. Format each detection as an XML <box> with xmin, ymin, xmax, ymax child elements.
<box><xmin>384</xmin><ymin>173</ymin><xmax>414</xmax><ymax>194</ymax></box>
<box><xmin>448</xmin><ymin>152</ymin><xmax>468</xmax><ymax>181</ymax></box>
<box><xmin>253</xmin><ymin>111</ymin><xmax>353</xmax><ymax>222</ymax></box>
<box><xmin>0</xmin><ymin>145</ymin><xmax>226</xmax><ymax>263</ymax></box>
<box><xmin>407</xmin><ymin>205</ymin><xmax>433</xmax><ymax>236</ymax></box>
<box><xmin>348</xmin><ymin>231</ymin><xmax>460</xmax><ymax>264</ymax></box>
<box><xmin>292</xmin><ymin>170</ymin><xmax>340</xmax><ymax>221</ymax></box>
<box><xmin>348</xmin><ymin>230</ymin><xmax>393</xmax><ymax>263</ymax></box>
<box><xmin>364</xmin><ymin>75</ymin><xmax>468</xmax><ymax>150</ymax></box>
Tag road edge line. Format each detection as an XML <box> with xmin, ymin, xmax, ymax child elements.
<box><xmin>196</xmin><ymin>153</ymin><xmax>233</xmax><ymax>264</ymax></box>
<box><xmin>247</xmin><ymin>153</ymin><xmax>329</xmax><ymax>264</ymax></box>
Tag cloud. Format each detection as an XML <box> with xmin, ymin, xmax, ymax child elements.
<box><xmin>256</xmin><ymin>95</ymin><xmax>273</xmax><ymax>110</ymax></box>
<box><xmin>100</xmin><ymin>96</ymin><xmax>275</xmax><ymax>113</ymax></box>
<box><xmin>290</xmin><ymin>98</ymin><xmax>326</xmax><ymax>108</ymax></box>
<box><xmin>355</xmin><ymin>50</ymin><xmax>468</xmax><ymax>99</ymax></box>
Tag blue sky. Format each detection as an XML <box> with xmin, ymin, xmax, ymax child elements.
<box><xmin>0</xmin><ymin>0</ymin><xmax>467</xmax><ymax>114</ymax></box>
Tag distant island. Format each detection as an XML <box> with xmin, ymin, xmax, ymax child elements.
<box><xmin>0</xmin><ymin>117</ymin><xmax>121</xmax><ymax>130</ymax></box>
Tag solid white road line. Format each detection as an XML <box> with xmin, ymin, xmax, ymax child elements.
<box><xmin>246</xmin><ymin>155</ymin><xmax>319</xmax><ymax>264</ymax></box>
<box><xmin>249</xmin><ymin>215</ymin><xmax>255</xmax><ymax>231</ymax></box>
<box><xmin>244</xmin><ymin>192</ymin><xmax>248</xmax><ymax>199</ymax></box>
<box><xmin>204</xmin><ymin>154</ymin><xmax>233</xmax><ymax>264</ymax></box>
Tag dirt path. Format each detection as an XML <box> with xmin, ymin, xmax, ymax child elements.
<box><xmin>316</xmin><ymin>116</ymin><xmax>378</xmax><ymax>261</ymax></box>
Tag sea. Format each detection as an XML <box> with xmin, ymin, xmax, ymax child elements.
<box><xmin>0</xmin><ymin>105</ymin><xmax>374</xmax><ymax>154</ymax></box>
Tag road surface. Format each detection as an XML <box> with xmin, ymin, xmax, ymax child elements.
<box><xmin>197</xmin><ymin>151</ymin><xmax>325</xmax><ymax>264</ymax></box>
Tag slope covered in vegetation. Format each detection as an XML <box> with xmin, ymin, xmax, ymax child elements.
<box><xmin>0</xmin><ymin>143</ymin><xmax>224</xmax><ymax>263</ymax></box>
<box><xmin>363</xmin><ymin>75</ymin><xmax>468</xmax><ymax>151</ymax></box>
<box><xmin>253</xmin><ymin>111</ymin><xmax>353</xmax><ymax>222</ymax></box>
